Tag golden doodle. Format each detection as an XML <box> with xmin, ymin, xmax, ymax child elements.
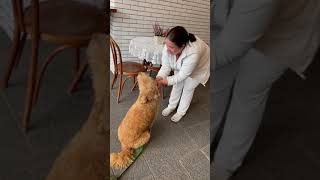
<box><xmin>110</xmin><ymin>72</ymin><xmax>161</xmax><ymax>169</ymax></box>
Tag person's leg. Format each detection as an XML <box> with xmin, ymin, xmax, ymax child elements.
<box><xmin>210</xmin><ymin>60</ymin><xmax>239</xmax><ymax>180</ymax></box>
<box><xmin>210</xmin><ymin>60</ymin><xmax>240</xmax><ymax>146</ymax></box>
<box><xmin>171</xmin><ymin>77</ymin><xmax>200</xmax><ymax>122</ymax></box>
<box><xmin>212</xmin><ymin>49</ymin><xmax>288</xmax><ymax>180</ymax></box>
<box><xmin>162</xmin><ymin>79</ymin><xmax>184</xmax><ymax>116</ymax></box>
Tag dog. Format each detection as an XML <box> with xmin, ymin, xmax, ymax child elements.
<box><xmin>110</xmin><ymin>72</ymin><xmax>161</xmax><ymax>169</ymax></box>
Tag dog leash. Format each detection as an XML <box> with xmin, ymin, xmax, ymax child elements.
<box><xmin>110</xmin><ymin>146</ymin><xmax>145</xmax><ymax>180</ymax></box>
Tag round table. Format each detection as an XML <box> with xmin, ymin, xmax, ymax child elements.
<box><xmin>129</xmin><ymin>37</ymin><xmax>164</xmax><ymax>65</ymax></box>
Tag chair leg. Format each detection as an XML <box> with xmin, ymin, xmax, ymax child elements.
<box><xmin>68</xmin><ymin>62</ymin><xmax>88</xmax><ymax>94</ymax></box>
<box><xmin>74</xmin><ymin>48</ymin><xmax>80</xmax><ymax>75</ymax></box>
<box><xmin>33</xmin><ymin>45</ymin><xmax>70</xmax><ymax>105</ymax></box>
<box><xmin>14</xmin><ymin>33</ymin><xmax>27</xmax><ymax>69</ymax></box>
<box><xmin>0</xmin><ymin>28</ymin><xmax>21</xmax><ymax>88</ymax></box>
<box><xmin>117</xmin><ymin>75</ymin><xmax>123</xmax><ymax>103</ymax></box>
<box><xmin>131</xmin><ymin>76</ymin><xmax>137</xmax><ymax>91</ymax></box>
<box><xmin>111</xmin><ymin>72</ymin><xmax>118</xmax><ymax>89</ymax></box>
<box><xmin>131</xmin><ymin>80</ymin><xmax>138</xmax><ymax>92</ymax></box>
<box><xmin>22</xmin><ymin>33</ymin><xmax>39</xmax><ymax>132</ymax></box>
<box><xmin>117</xmin><ymin>76</ymin><xmax>129</xmax><ymax>103</ymax></box>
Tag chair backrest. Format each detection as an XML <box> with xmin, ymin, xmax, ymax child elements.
<box><xmin>12</xmin><ymin>0</ymin><xmax>39</xmax><ymax>33</ymax></box>
<box><xmin>110</xmin><ymin>37</ymin><xmax>123</xmax><ymax>74</ymax></box>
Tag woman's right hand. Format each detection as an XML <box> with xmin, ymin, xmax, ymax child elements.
<box><xmin>156</xmin><ymin>76</ymin><xmax>163</xmax><ymax>88</ymax></box>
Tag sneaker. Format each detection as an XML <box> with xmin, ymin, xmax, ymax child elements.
<box><xmin>171</xmin><ymin>112</ymin><xmax>184</xmax><ymax>122</ymax></box>
<box><xmin>162</xmin><ymin>107</ymin><xmax>175</xmax><ymax>116</ymax></box>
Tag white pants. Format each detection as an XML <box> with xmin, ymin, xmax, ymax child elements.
<box><xmin>168</xmin><ymin>77</ymin><xmax>200</xmax><ymax>115</ymax></box>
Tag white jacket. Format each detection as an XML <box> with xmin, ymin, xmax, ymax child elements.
<box><xmin>157</xmin><ymin>36</ymin><xmax>210</xmax><ymax>86</ymax></box>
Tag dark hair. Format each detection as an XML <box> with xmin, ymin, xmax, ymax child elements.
<box><xmin>166</xmin><ymin>26</ymin><xmax>196</xmax><ymax>48</ymax></box>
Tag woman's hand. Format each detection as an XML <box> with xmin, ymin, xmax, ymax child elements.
<box><xmin>156</xmin><ymin>77</ymin><xmax>162</xmax><ymax>88</ymax></box>
<box><xmin>156</xmin><ymin>76</ymin><xmax>163</xmax><ymax>82</ymax></box>
<box><xmin>159</xmin><ymin>78</ymin><xmax>168</xmax><ymax>85</ymax></box>
<box><xmin>156</xmin><ymin>76</ymin><xmax>168</xmax><ymax>87</ymax></box>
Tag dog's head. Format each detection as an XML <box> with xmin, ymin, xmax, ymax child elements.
<box><xmin>137</xmin><ymin>72</ymin><xmax>160</xmax><ymax>104</ymax></box>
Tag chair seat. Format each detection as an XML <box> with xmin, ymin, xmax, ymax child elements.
<box><xmin>117</xmin><ymin>61</ymin><xmax>146</xmax><ymax>75</ymax></box>
<box><xmin>24</xmin><ymin>0</ymin><xmax>106</xmax><ymax>45</ymax></box>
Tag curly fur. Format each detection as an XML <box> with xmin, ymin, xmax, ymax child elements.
<box><xmin>110</xmin><ymin>72</ymin><xmax>161</xmax><ymax>169</ymax></box>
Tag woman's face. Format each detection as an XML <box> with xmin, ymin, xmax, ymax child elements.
<box><xmin>165</xmin><ymin>39</ymin><xmax>184</xmax><ymax>55</ymax></box>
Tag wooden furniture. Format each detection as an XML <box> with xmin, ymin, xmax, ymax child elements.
<box><xmin>67</xmin><ymin>8</ymin><xmax>115</xmax><ymax>94</ymax></box>
<box><xmin>0</xmin><ymin>0</ymin><xmax>106</xmax><ymax>132</ymax></box>
<box><xmin>110</xmin><ymin>37</ymin><xmax>146</xmax><ymax>103</ymax></box>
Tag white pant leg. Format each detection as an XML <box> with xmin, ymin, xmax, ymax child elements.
<box><xmin>176</xmin><ymin>77</ymin><xmax>200</xmax><ymax>115</ymax></box>
<box><xmin>168</xmin><ymin>80</ymin><xmax>184</xmax><ymax>109</ymax></box>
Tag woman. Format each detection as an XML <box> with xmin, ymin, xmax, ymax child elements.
<box><xmin>211</xmin><ymin>0</ymin><xmax>320</xmax><ymax>179</ymax></box>
<box><xmin>156</xmin><ymin>26</ymin><xmax>210</xmax><ymax>122</ymax></box>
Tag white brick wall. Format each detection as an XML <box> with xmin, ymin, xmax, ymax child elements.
<box><xmin>0</xmin><ymin>0</ymin><xmax>104</xmax><ymax>39</ymax></box>
<box><xmin>110</xmin><ymin>0</ymin><xmax>210</xmax><ymax>63</ymax></box>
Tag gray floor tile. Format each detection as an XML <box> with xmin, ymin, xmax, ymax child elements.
<box><xmin>0</xmin><ymin>91</ymin><xmax>34</xmax><ymax>179</ymax></box>
<box><xmin>184</xmin><ymin>120</ymin><xmax>210</xmax><ymax>149</ymax></box>
<box><xmin>180</xmin><ymin>150</ymin><xmax>210</xmax><ymax>180</ymax></box>
<box><xmin>201</xmin><ymin>144</ymin><xmax>210</xmax><ymax>161</ymax></box>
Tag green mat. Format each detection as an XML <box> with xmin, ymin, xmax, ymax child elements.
<box><xmin>110</xmin><ymin>146</ymin><xmax>144</xmax><ymax>180</ymax></box>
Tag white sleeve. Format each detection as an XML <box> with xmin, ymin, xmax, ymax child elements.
<box><xmin>167</xmin><ymin>53</ymin><xmax>199</xmax><ymax>86</ymax></box>
<box><xmin>156</xmin><ymin>46</ymin><xmax>172</xmax><ymax>78</ymax></box>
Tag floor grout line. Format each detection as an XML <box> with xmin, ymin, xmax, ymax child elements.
<box><xmin>141</xmin><ymin>154</ymin><xmax>157</xmax><ymax>180</ymax></box>
<box><xmin>200</xmin><ymin>145</ymin><xmax>210</xmax><ymax>161</ymax></box>
<box><xmin>178</xmin><ymin>159</ymin><xmax>194</xmax><ymax>180</ymax></box>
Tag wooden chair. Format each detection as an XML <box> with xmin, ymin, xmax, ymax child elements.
<box><xmin>110</xmin><ymin>37</ymin><xmax>146</xmax><ymax>103</ymax></box>
<box><xmin>0</xmin><ymin>0</ymin><xmax>106</xmax><ymax>132</ymax></box>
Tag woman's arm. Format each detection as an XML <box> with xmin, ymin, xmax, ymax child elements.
<box><xmin>157</xmin><ymin>46</ymin><xmax>172</xmax><ymax>78</ymax></box>
<box><xmin>213</xmin><ymin>0</ymin><xmax>278</xmax><ymax>70</ymax></box>
<box><xmin>166</xmin><ymin>53</ymin><xmax>199</xmax><ymax>86</ymax></box>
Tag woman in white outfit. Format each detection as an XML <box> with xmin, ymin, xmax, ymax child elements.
<box><xmin>156</xmin><ymin>26</ymin><xmax>210</xmax><ymax>122</ymax></box>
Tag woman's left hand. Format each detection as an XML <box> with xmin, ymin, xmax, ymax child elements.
<box><xmin>158</xmin><ymin>78</ymin><xmax>168</xmax><ymax>86</ymax></box>
<box><xmin>156</xmin><ymin>77</ymin><xmax>168</xmax><ymax>86</ymax></box>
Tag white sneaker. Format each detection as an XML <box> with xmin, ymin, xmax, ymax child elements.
<box><xmin>171</xmin><ymin>112</ymin><xmax>184</xmax><ymax>122</ymax></box>
<box><xmin>162</xmin><ymin>107</ymin><xmax>175</xmax><ymax>116</ymax></box>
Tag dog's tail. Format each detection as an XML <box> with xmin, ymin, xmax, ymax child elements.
<box><xmin>110</xmin><ymin>148</ymin><xmax>134</xmax><ymax>169</ymax></box>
